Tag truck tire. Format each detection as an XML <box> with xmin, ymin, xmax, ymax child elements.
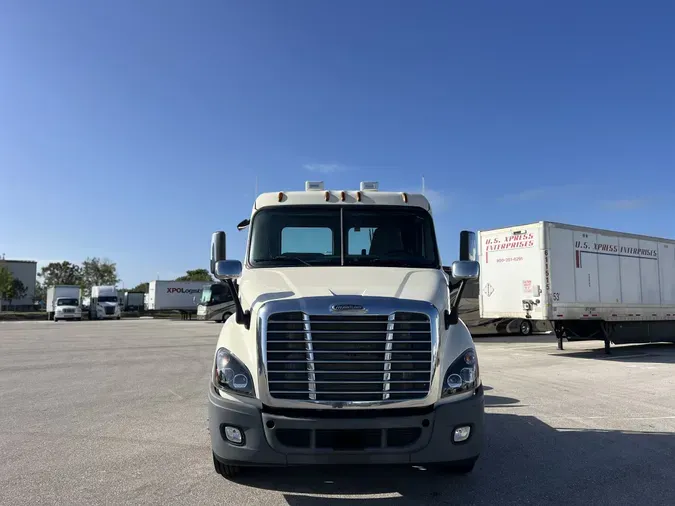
<box><xmin>519</xmin><ymin>320</ymin><xmax>532</xmax><ymax>336</ymax></box>
<box><xmin>213</xmin><ymin>453</ymin><xmax>241</xmax><ymax>479</ymax></box>
<box><xmin>220</xmin><ymin>313</ymin><xmax>231</xmax><ymax>323</ymax></box>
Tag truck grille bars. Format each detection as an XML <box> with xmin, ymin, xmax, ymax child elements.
<box><xmin>265</xmin><ymin>312</ymin><xmax>433</xmax><ymax>403</ymax></box>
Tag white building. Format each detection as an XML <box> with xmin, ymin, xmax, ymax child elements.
<box><xmin>0</xmin><ymin>259</ymin><xmax>37</xmax><ymax>311</ymax></box>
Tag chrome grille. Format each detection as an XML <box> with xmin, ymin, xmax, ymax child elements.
<box><xmin>265</xmin><ymin>312</ymin><xmax>432</xmax><ymax>402</ymax></box>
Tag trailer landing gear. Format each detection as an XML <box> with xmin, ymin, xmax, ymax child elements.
<box><xmin>553</xmin><ymin>322</ymin><xmax>565</xmax><ymax>350</ymax></box>
<box><xmin>601</xmin><ymin>322</ymin><xmax>614</xmax><ymax>355</ymax></box>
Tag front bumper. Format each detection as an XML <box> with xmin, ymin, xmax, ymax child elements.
<box><xmin>56</xmin><ymin>313</ymin><xmax>80</xmax><ymax>320</ymax></box>
<box><xmin>209</xmin><ymin>386</ymin><xmax>484</xmax><ymax>467</ymax></box>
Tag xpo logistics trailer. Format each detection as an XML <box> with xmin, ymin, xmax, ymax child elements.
<box><xmin>477</xmin><ymin>221</ymin><xmax>675</xmax><ymax>353</ymax></box>
<box><xmin>146</xmin><ymin>280</ymin><xmax>205</xmax><ymax>317</ymax></box>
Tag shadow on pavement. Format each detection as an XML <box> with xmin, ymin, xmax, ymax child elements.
<box><xmin>484</xmin><ymin>394</ymin><xmax>522</xmax><ymax>407</ymax></box>
<box><xmin>555</xmin><ymin>343</ymin><xmax>675</xmax><ymax>364</ymax></box>
<box><xmin>232</xmin><ymin>412</ymin><xmax>675</xmax><ymax>506</ymax></box>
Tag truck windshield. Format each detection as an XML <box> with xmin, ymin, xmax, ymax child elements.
<box><xmin>98</xmin><ymin>296</ymin><xmax>118</xmax><ymax>303</ymax></box>
<box><xmin>200</xmin><ymin>284</ymin><xmax>232</xmax><ymax>305</ymax></box>
<box><xmin>249</xmin><ymin>205</ymin><xmax>439</xmax><ymax>268</ymax></box>
<box><xmin>57</xmin><ymin>298</ymin><xmax>79</xmax><ymax>306</ymax></box>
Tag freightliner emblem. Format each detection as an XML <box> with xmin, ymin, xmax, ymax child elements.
<box><xmin>330</xmin><ymin>304</ymin><xmax>367</xmax><ymax>313</ymax></box>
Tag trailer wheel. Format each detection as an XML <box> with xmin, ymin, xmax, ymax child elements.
<box><xmin>213</xmin><ymin>453</ymin><xmax>241</xmax><ymax>479</ymax></box>
<box><xmin>519</xmin><ymin>320</ymin><xmax>533</xmax><ymax>336</ymax></box>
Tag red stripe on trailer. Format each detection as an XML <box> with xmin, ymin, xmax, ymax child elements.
<box><xmin>556</xmin><ymin>314</ymin><xmax>564</xmax><ymax>317</ymax></box>
<box><xmin>486</xmin><ymin>251</ymin><xmax>489</xmax><ymax>263</ymax></box>
<box><xmin>575</xmin><ymin>250</ymin><xmax>581</xmax><ymax>268</ymax></box>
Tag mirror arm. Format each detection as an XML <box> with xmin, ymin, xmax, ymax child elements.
<box><xmin>444</xmin><ymin>279</ymin><xmax>467</xmax><ymax>329</ymax></box>
<box><xmin>225</xmin><ymin>279</ymin><xmax>250</xmax><ymax>329</ymax></box>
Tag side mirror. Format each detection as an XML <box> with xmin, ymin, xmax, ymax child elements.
<box><xmin>214</xmin><ymin>260</ymin><xmax>243</xmax><ymax>281</ymax></box>
<box><xmin>459</xmin><ymin>230</ymin><xmax>477</xmax><ymax>261</ymax></box>
<box><xmin>210</xmin><ymin>231</ymin><xmax>227</xmax><ymax>275</ymax></box>
<box><xmin>237</xmin><ymin>218</ymin><xmax>250</xmax><ymax>231</ymax></box>
<box><xmin>451</xmin><ymin>260</ymin><xmax>480</xmax><ymax>280</ymax></box>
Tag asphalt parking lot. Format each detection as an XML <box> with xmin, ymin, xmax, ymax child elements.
<box><xmin>1</xmin><ymin>320</ymin><xmax>674</xmax><ymax>506</ymax></box>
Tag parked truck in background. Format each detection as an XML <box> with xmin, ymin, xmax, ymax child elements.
<box><xmin>145</xmin><ymin>280</ymin><xmax>205</xmax><ymax>312</ymax></box>
<box><xmin>196</xmin><ymin>282</ymin><xmax>237</xmax><ymax>322</ymax></box>
<box><xmin>123</xmin><ymin>291</ymin><xmax>145</xmax><ymax>311</ymax></box>
<box><xmin>46</xmin><ymin>285</ymin><xmax>82</xmax><ymax>321</ymax></box>
<box><xmin>89</xmin><ymin>285</ymin><xmax>121</xmax><ymax>320</ymax></box>
<box><xmin>207</xmin><ymin>181</ymin><xmax>483</xmax><ymax>479</ymax></box>
<box><xmin>478</xmin><ymin>221</ymin><xmax>675</xmax><ymax>353</ymax></box>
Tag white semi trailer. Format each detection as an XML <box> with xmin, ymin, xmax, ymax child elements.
<box><xmin>146</xmin><ymin>281</ymin><xmax>205</xmax><ymax>311</ymax></box>
<box><xmin>477</xmin><ymin>221</ymin><xmax>675</xmax><ymax>353</ymax></box>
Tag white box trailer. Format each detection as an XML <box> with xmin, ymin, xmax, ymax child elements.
<box><xmin>146</xmin><ymin>280</ymin><xmax>205</xmax><ymax>311</ymax></box>
<box><xmin>478</xmin><ymin>221</ymin><xmax>675</xmax><ymax>352</ymax></box>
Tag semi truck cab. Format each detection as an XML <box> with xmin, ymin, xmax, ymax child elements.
<box><xmin>89</xmin><ymin>285</ymin><xmax>121</xmax><ymax>320</ymax></box>
<box><xmin>207</xmin><ymin>181</ymin><xmax>483</xmax><ymax>478</ymax></box>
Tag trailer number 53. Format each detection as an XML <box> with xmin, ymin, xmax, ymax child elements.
<box><xmin>552</xmin><ymin>292</ymin><xmax>560</xmax><ymax>301</ymax></box>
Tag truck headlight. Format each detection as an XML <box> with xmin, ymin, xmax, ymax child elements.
<box><xmin>213</xmin><ymin>348</ymin><xmax>255</xmax><ymax>397</ymax></box>
<box><xmin>442</xmin><ymin>348</ymin><xmax>479</xmax><ymax>397</ymax></box>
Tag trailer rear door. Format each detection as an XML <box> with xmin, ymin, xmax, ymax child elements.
<box><xmin>479</xmin><ymin>223</ymin><xmax>545</xmax><ymax>319</ymax></box>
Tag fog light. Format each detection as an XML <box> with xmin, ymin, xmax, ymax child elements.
<box><xmin>224</xmin><ymin>426</ymin><xmax>243</xmax><ymax>445</ymax></box>
<box><xmin>453</xmin><ymin>426</ymin><xmax>471</xmax><ymax>443</ymax></box>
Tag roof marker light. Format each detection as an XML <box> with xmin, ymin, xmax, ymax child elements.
<box><xmin>340</xmin><ymin>191</ymin><xmax>346</xmax><ymax>201</ymax></box>
<box><xmin>305</xmin><ymin>181</ymin><xmax>325</xmax><ymax>191</ymax></box>
<box><xmin>356</xmin><ymin>191</ymin><xmax>362</xmax><ymax>202</ymax></box>
<box><xmin>324</xmin><ymin>191</ymin><xmax>330</xmax><ymax>201</ymax></box>
<box><xmin>360</xmin><ymin>181</ymin><xmax>379</xmax><ymax>191</ymax></box>
<box><xmin>401</xmin><ymin>192</ymin><xmax>408</xmax><ymax>203</ymax></box>
<box><xmin>278</xmin><ymin>192</ymin><xmax>284</xmax><ymax>202</ymax></box>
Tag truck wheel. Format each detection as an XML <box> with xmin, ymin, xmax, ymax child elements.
<box><xmin>213</xmin><ymin>453</ymin><xmax>241</xmax><ymax>479</ymax></box>
<box><xmin>220</xmin><ymin>313</ymin><xmax>231</xmax><ymax>323</ymax></box>
<box><xmin>437</xmin><ymin>456</ymin><xmax>478</xmax><ymax>474</ymax></box>
<box><xmin>519</xmin><ymin>320</ymin><xmax>532</xmax><ymax>336</ymax></box>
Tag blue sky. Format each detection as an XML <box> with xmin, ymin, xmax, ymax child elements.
<box><xmin>1</xmin><ymin>0</ymin><xmax>673</xmax><ymax>287</ymax></box>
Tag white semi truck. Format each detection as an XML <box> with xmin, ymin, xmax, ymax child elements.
<box><xmin>478</xmin><ymin>221</ymin><xmax>675</xmax><ymax>353</ymax></box>
<box><xmin>89</xmin><ymin>285</ymin><xmax>121</xmax><ymax>320</ymax></box>
<box><xmin>46</xmin><ymin>285</ymin><xmax>82</xmax><ymax>321</ymax></box>
<box><xmin>207</xmin><ymin>181</ymin><xmax>483</xmax><ymax>479</ymax></box>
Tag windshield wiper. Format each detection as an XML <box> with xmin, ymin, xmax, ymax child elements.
<box><xmin>257</xmin><ymin>256</ymin><xmax>313</xmax><ymax>266</ymax></box>
<box><xmin>350</xmin><ymin>257</ymin><xmax>422</xmax><ymax>267</ymax></box>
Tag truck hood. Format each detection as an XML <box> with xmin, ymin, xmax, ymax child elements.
<box><xmin>239</xmin><ymin>267</ymin><xmax>449</xmax><ymax>311</ymax></box>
